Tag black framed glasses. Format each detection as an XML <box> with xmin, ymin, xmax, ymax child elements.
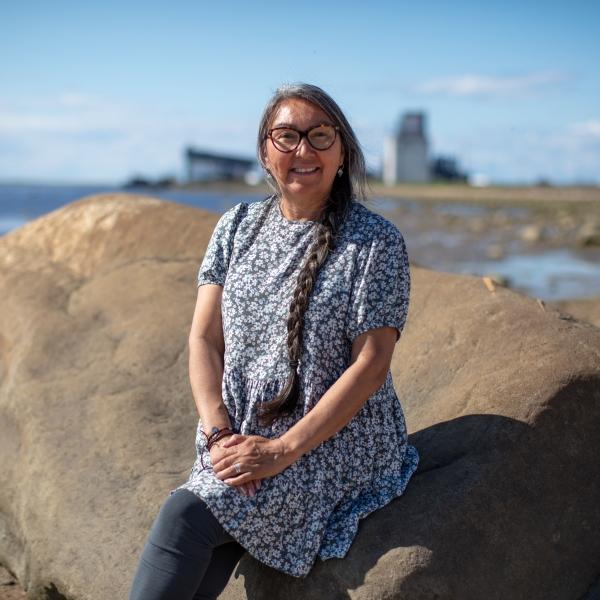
<box><xmin>266</xmin><ymin>123</ymin><xmax>340</xmax><ymax>153</ymax></box>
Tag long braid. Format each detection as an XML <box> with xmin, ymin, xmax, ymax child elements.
<box><xmin>258</xmin><ymin>181</ymin><xmax>350</xmax><ymax>427</ymax></box>
<box><xmin>255</xmin><ymin>82</ymin><xmax>366</xmax><ymax>427</ymax></box>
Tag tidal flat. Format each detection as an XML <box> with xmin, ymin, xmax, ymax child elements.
<box><xmin>365</xmin><ymin>183</ymin><xmax>600</xmax><ymax>324</ymax></box>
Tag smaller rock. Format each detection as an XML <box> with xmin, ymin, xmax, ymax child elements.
<box><xmin>485</xmin><ymin>244</ymin><xmax>505</xmax><ymax>259</ymax></box>
<box><xmin>482</xmin><ymin>272</ymin><xmax>510</xmax><ymax>287</ymax></box>
<box><xmin>491</xmin><ymin>212</ymin><xmax>511</xmax><ymax>226</ymax></box>
<box><xmin>576</xmin><ymin>221</ymin><xmax>600</xmax><ymax>246</ymax></box>
<box><xmin>468</xmin><ymin>217</ymin><xmax>488</xmax><ymax>233</ymax></box>
<box><xmin>520</xmin><ymin>224</ymin><xmax>546</xmax><ymax>243</ymax></box>
<box><xmin>557</xmin><ymin>212</ymin><xmax>577</xmax><ymax>229</ymax></box>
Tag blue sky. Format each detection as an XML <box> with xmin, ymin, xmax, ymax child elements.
<box><xmin>1</xmin><ymin>0</ymin><xmax>599</xmax><ymax>184</ymax></box>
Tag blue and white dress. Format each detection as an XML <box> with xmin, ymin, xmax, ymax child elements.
<box><xmin>171</xmin><ymin>194</ymin><xmax>419</xmax><ymax>578</ymax></box>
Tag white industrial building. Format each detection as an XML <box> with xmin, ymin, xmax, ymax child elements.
<box><xmin>383</xmin><ymin>112</ymin><xmax>430</xmax><ymax>185</ymax></box>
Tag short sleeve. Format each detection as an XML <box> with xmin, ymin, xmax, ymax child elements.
<box><xmin>197</xmin><ymin>202</ymin><xmax>248</xmax><ymax>287</ymax></box>
<box><xmin>345</xmin><ymin>226</ymin><xmax>411</xmax><ymax>343</ymax></box>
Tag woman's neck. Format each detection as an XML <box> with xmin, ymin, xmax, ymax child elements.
<box><xmin>278</xmin><ymin>194</ymin><xmax>327</xmax><ymax>222</ymax></box>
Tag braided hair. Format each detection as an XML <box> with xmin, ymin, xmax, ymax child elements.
<box><xmin>256</xmin><ymin>83</ymin><xmax>368</xmax><ymax>427</ymax></box>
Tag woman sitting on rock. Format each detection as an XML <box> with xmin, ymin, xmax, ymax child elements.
<box><xmin>129</xmin><ymin>82</ymin><xmax>419</xmax><ymax>600</ymax></box>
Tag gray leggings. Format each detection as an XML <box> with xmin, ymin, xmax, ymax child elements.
<box><xmin>129</xmin><ymin>489</ymin><xmax>246</xmax><ymax>600</ymax></box>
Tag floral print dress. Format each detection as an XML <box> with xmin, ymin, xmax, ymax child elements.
<box><xmin>171</xmin><ymin>194</ymin><xmax>419</xmax><ymax>578</ymax></box>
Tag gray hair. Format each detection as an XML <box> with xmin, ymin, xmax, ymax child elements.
<box><xmin>255</xmin><ymin>83</ymin><xmax>370</xmax><ymax>427</ymax></box>
<box><xmin>256</xmin><ymin>82</ymin><xmax>368</xmax><ymax>201</ymax></box>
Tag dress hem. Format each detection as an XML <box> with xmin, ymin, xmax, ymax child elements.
<box><xmin>170</xmin><ymin>444</ymin><xmax>419</xmax><ymax>579</ymax></box>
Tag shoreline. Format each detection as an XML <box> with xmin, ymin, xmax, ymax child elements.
<box><xmin>368</xmin><ymin>182</ymin><xmax>600</xmax><ymax>207</ymax></box>
<box><xmin>1</xmin><ymin>181</ymin><xmax>598</xmax><ymax>306</ymax></box>
<box><xmin>172</xmin><ymin>180</ymin><xmax>600</xmax><ymax>207</ymax></box>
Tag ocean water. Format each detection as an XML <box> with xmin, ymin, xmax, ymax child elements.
<box><xmin>0</xmin><ymin>183</ymin><xmax>266</xmax><ymax>235</ymax></box>
<box><xmin>1</xmin><ymin>183</ymin><xmax>599</xmax><ymax>302</ymax></box>
<box><xmin>457</xmin><ymin>249</ymin><xmax>600</xmax><ymax>302</ymax></box>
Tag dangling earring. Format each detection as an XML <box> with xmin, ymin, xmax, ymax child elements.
<box><xmin>337</xmin><ymin>166</ymin><xmax>344</xmax><ymax>178</ymax></box>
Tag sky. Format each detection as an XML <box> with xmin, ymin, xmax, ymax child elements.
<box><xmin>1</xmin><ymin>0</ymin><xmax>599</xmax><ymax>185</ymax></box>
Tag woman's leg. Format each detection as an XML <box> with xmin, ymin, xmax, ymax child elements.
<box><xmin>128</xmin><ymin>489</ymin><xmax>240</xmax><ymax>600</ymax></box>
<box><xmin>192</xmin><ymin>541</ymin><xmax>246</xmax><ymax>600</ymax></box>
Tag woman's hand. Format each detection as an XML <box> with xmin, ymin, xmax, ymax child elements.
<box><xmin>212</xmin><ymin>434</ymin><xmax>291</xmax><ymax>488</ymax></box>
<box><xmin>209</xmin><ymin>436</ymin><xmax>262</xmax><ymax>497</ymax></box>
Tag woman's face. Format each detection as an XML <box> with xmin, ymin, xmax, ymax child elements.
<box><xmin>262</xmin><ymin>98</ymin><xmax>345</xmax><ymax>206</ymax></box>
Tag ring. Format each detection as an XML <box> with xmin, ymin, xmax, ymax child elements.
<box><xmin>234</xmin><ymin>462</ymin><xmax>241</xmax><ymax>474</ymax></box>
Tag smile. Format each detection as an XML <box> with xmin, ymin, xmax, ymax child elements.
<box><xmin>290</xmin><ymin>167</ymin><xmax>319</xmax><ymax>174</ymax></box>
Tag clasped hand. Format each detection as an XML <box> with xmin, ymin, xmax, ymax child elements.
<box><xmin>210</xmin><ymin>434</ymin><xmax>289</xmax><ymax>497</ymax></box>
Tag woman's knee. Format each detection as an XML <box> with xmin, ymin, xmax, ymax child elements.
<box><xmin>150</xmin><ymin>489</ymin><xmax>222</xmax><ymax>550</ymax></box>
<box><xmin>157</xmin><ymin>490</ymin><xmax>210</xmax><ymax>525</ymax></box>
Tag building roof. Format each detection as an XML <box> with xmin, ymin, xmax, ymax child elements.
<box><xmin>185</xmin><ymin>147</ymin><xmax>256</xmax><ymax>167</ymax></box>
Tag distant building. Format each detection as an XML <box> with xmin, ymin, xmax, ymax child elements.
<box><xmin>383</xmin><ymin>112</ymin><xmax>430</xmax><ymax>185</ymax></box>
<box><xmin>185</xmin><ymin>147</ymin><xmax>257</xmax><ymax>182</ymax></box>
<box><xmin>430</xmin><ymin>156</ymin><xmax>468</xmax><ymax>182</ymax></box>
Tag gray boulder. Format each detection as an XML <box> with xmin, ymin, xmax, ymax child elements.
<box><xmin>1</xmin><ymin>194</ymin><xmax>599</xmax><ymax>599</ymax></box>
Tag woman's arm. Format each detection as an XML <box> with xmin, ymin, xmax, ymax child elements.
<box><xmin>278</xmin><ymin>325</ymin><xmax>398</xmax><ymax>462</ymax></box>
<box><xmin>189</xmin><ymin>284</ymin><xmax>261</xmax><ymax>497</ymax></box>
<box><xmin>188</xmin><ymin>284</ymin><xmax>231</xmax><ymax>434</ymax></box>
<box><xmin>214</xmin><ymin>326</ymin><xmax>398</xmax><ymax>484</ymax></box>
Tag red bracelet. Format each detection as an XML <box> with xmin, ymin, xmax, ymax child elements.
<box><xmin>201</xmin><ymin>426</ymin><xmax>236</xmax><ymax>451</ymax></box>
<box><xmin>198</xmin><ymin>427</ymin><xmax>237</xmax><ymax>473</ymax></box>
<box><xmin>207</xmin><ymin>430</ymin><xmax>235</xmax><ymax>450</ymax></box>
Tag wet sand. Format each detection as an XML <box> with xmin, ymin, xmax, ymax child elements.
<box><xmin>366</xmin><ymin>184</ymin><xmax>600</xmax><ymax>309</ymax></box>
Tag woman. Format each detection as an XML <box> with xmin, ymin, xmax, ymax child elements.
<box><xmin>129</xmin><ymin>83</ymin><xmax>419</xmax><ymax>599</ymax></box>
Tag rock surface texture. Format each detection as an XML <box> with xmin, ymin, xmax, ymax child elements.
<box><xmin>554</xmin><ymin>297</ymin><xmax>600</xmax><ymax>329</ymax></box>
<box><xmin>0</xmin><ymin>194</ymin><xmax>599</xmax><ymax>600</ymax></box>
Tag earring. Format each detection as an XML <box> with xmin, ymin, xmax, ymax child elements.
<box><xmin>337</xmin><ymin>166</ymin><xmax>344</xmax><ymax>178</ymax></box>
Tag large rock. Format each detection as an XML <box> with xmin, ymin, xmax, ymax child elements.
<box><xmin>553</xmin><ymin>297</ymin><xmax>600</xmax><ymax>329</ymax></box>
<box><xmin>0</xmin><ymin>195</ymin><xmax>219</xmax><ymax>599</ymax></box>
<box><xmin>1</xmin><ymin>194</ymin><xmax>599</xmax><ymax>599</ymax></box>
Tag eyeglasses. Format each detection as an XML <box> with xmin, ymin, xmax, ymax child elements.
<box><xmin>266</xmin><ymin>123</ymin><xmax>340</xmax><ymax>153</ymax></box>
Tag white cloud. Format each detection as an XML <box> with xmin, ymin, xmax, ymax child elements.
<box><xmin>413</xmin><ymin>71</ymin><xmax>571</xmax><ymax>97</ymax></box>
<box><xmin>56</xmin><ymin>92</ymin><xmax>99</xmax><ymax>108</ymax></box>
<box><xmin>0</xmin><ymin>92</ymin><xmax>257</xmax><ymax>183</ymax></box>
<box><xmin>431</xmin><ymin>121</ymin><xmax>600</xmax><ymax>184</ymax></box>
<box><xmin>569</xmin><ymin>120</ymin><xmax>600</xmax><ymax>138</ymax></box>
<box><xmin>0</xmin><ymin>113</ymin><xmax>90</xmax><ymax>133</ymax></box>
<box><xmin>1</xmin><ymin>91</ymin><xmax>598</xmax><ymax>185</ymax></box>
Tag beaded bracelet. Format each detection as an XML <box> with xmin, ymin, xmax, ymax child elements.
<box><xmin>198</xmin><ymin>426</ymin><xmax>237</xmax><ymax>472</ymax></box>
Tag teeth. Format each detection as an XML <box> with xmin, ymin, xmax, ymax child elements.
<box><xmin>292</xmin><ymin>167</ymin><xmax>318</xmax><ymax>173</ymax></box>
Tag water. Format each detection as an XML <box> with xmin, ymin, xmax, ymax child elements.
<box><xmin>0</xmin><ymin>183</ymin><xmax>265</xmax><ymax>235</ymax></box>
<box><xmin>1</xmin><ymin>183</ymin><xmax>598</xmax><ymax>302</ymax></box>
<box><xmin>457</xmin><ymin>250</ymin><xmax>600</xmax><ymax>301</ymax></box>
